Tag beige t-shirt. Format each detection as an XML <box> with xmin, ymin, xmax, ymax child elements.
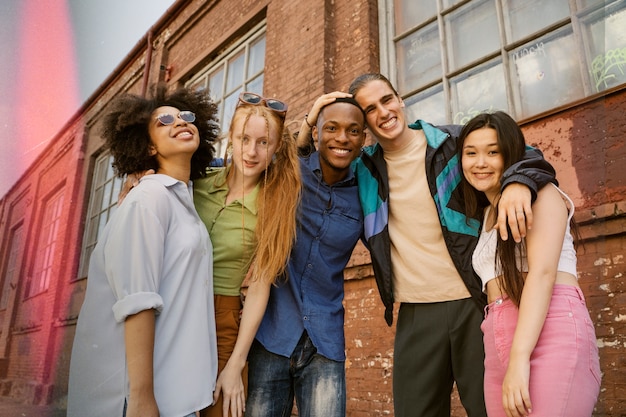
<box><xmin>385</xmin><ymin>131</ymin><xmax>471</xmax><ymax>303</ymax></box>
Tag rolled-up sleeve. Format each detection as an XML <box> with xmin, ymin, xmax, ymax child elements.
<box><xmin>112</xmin><ymin>292</ymin><xmax>164</xmax><ymax>323</ymax></box>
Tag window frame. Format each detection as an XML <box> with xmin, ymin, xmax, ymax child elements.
<box><xmin>185</xmin><ymin>21</ymin><xmax>267</xmax><ymax>158</ymax></box>
<box><xmin>0</xmin><ymin>223</ymin><xmax>24</xmax><ymax>309</ymax></box>
<box><xmin>26</xmin><ymin>187</ymin><xmax>65</xmax><ymax>297</ymax></box>
<box><xmin>77</xmin><ymin>152</ymin><xmax>123</xmax><ymax>279</ymax></box>
<box><xmin>380</xmin><ymin>0</ymin><xmax>626</xmax><ymax>124</ymax></box>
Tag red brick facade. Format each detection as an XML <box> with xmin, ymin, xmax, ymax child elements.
<box><xmin>0</xmin><ymin>0</ymin><xmax>624</xmax><ymax>415</ymax></box>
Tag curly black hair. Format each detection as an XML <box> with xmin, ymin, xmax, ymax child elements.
<box><xmin>100</xmin><ymin>84</ymin><xmax>219</xmax><ymax>180</ymax></box>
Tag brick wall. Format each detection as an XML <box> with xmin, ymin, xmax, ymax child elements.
<box><xmin>0</xmin><ymin>121</ymin><xmax>86</xmax><ymax>405</ymax></box>
<box><xmin>0</xmin><ymin>0</ymin><xmax>624</xmax><ymax>414</ymax></box>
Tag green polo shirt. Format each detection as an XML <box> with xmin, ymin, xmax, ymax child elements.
<box><xmin>194</xmin><ymin>168</ymin><xmax>258</xmax><ymax>296</ymax></box>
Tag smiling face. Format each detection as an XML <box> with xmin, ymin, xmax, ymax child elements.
<box><xmin>148</xmin><ymin>105</ymin><xmax>200</xmax><ymax>164</ymax></box>
<box><xmin>461</xmin><ymin>127</ymin><xmax>504</xmax><ymax>204</ymax></box>
<box><xmin>229</xmin><ymin>112</ymin><xmax>279</xmax><ymax>185</ymax></box>
<box><xmin>313</xmin><ymin>101</ymin><xmax>365</xmax><ymax>185</ymax></box>
<box><xmin>353</xmin><ymin>79</ymin><xmax>408</xmax><ymax>148</ymax></box>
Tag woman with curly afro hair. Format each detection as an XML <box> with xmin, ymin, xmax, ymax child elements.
<box><xmin>68</xmin><ymin>85</ymin><xmax>221</xmax><ymax>417</ymax></box>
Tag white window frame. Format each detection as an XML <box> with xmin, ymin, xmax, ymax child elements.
<box><xmin>379</xmin><ymin>0</ymin><xmax>626</xmax><ymax>123</ymax></box>
<box><xmin>186</xmin><ymin>21</ymin><xmax>267</xmax><ymax>158</ymax></box>
<box><xmin>28</xmin><ymin>188</ymin><xmax>65</xmax><ymax>297</ymax></box>
<box><xmin>77</xmin><ymin>153</ymin><xmax>123</xmax><ymax>279</ymax></box>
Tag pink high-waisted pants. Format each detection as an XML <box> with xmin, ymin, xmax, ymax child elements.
<box><xmin>481</xmin><ymin>284</ymin><xmax>601</xmax><ymax>417</ymax></box>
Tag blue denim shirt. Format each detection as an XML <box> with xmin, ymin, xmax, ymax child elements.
<box><xmin>255</xmin><ymin>152</ymin><xmax>363</xmax><ymax>361</ymax></box>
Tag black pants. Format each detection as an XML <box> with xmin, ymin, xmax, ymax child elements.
<box><xmin>393</xmin><ymin>298</ymin><xmax>487</xmax><ymax>417</ymax></box>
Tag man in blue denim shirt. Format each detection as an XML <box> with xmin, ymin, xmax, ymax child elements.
<box><xmin>246</xmin><ymin>94</ymin><xmax>365</xmax><ymax>417</ymax></box>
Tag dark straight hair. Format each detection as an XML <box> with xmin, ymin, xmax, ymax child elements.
<box><xmin>458</xmin><ymin>111</ymin><xmax>527</xmax><ymax>306</ymax></box>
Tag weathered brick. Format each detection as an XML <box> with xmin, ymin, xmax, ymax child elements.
<box><xmin>0</xmin><ymin>1</ymin><xmax>624</xmax><ymax>415</ymax></box>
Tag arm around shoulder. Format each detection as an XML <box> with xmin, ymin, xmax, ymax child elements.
<box><xmin>501</xmin><ymin>147</ymin><xmax>557</xmax><ymax>201</ymax></box>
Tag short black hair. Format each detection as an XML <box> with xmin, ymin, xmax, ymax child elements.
<box><xmin>319</xmin><ymin>96</ymin><xmax>366</xmax><ymax>125</ymax></box>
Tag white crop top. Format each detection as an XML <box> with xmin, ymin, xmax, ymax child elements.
<box><xmin>472</xmin><ymin>184</ymin><xmax>577</xmax><ymax>290</ymax></box>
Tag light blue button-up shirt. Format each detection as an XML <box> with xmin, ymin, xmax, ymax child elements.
<box><xmin>68</xmin><ymin>174</ymin><xmax>217</xmax><ymax>417</ymax></box>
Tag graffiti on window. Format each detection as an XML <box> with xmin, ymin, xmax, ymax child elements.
<box><xmin>512</xmin><ymin>42</ymin><xmax>546</xmax><ymax>62</ymax></box>
<box><xmin>453</xmin><ymin>105</ymin><xmax>497</xmax><ymax>125</ymax></box>
<box><xmin>591</xmin><ymin>46</ymin><xmax>626</xmax><ymax>92</ymax></box>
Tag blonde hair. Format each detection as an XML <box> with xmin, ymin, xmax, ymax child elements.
<box><xmin>226</xmin><ymin>104</ymin><xmax>301</xmax><ymax>284</ymax></box>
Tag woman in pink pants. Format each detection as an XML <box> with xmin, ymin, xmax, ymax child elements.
<box><xmin>458</xmin><ymin>111</ymin><xmax>601</xmax><ymax>417</ymax></box>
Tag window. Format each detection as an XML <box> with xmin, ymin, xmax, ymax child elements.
<box><xmin>28</xmin><ymin>189</ymin><xmax>65</xmax><ymax>296</ymax></box>
<box><xmin>0</xmin><ymin>225</ymin><xmax>24</xmax><ymax>309</ymax></box>
<box><xmin>383</xmin><ymin>0</ymin><xmax>626</xmax><ymax>123</ymax></box>
<box><xmin>186</xmin><ymin>23</ymin><xmax>266</xmax><ymax>158</ymax></box>
<box><xmin>78</xmin><ymin>153</ymin><xmax>123</xmax><ymax>278</ymax></box>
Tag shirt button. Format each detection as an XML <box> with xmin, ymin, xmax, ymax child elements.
<box><xmin>303</xmin><ymin>316</ymin><xmax>308</xmax><ymax>320</ymax></box>
<box><xmin>307</xmin><ymin>264</ymin><xmax>312</xmax><ymax>269</ymax></box>
<box><xmin>495</xmin><ymin>299</ymin><xmax>503</xmax><ymax>305</ymax></box>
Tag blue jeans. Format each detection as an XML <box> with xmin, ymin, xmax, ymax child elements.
<box><xmin>246</xmin><ymin>332</ymin><xmax>346</xmax><ymax>417</ymax></box>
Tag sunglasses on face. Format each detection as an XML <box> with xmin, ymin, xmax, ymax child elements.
<box><xmin>238</xmin><ymin>92</ymin><xmax>288</xmax><ymax>115</ymax></box>
<box><xmin>155</xmin><ymin>111</ymin><xmax>196</xmax><ymax>125</ymax></box>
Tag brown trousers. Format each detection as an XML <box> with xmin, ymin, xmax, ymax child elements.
<box><xmin>200</xmin><ymin>295</ymin><xmax>248</xmax><ymax>417</ymax></box>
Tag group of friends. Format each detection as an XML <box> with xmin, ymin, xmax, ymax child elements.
<box><xmin>66</xmin><ymin>72</ymin><xmax>601</xmax><ymax>417</ymax></box>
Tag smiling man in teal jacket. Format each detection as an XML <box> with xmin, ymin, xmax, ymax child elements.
<box><xmin>349</xmin><ymin>73</ymin><xmax>556</xmax><ymax>417</ymax></box>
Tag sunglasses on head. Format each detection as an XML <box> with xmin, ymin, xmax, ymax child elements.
<box><xmin>155</xmin><ymin>111</ymin><xmax>196</xmax><ymax>125</ymax></box>
<box><xmin>238</xmin><ymin>92</ymin><xmax>288</xmax><ymax>115</ymax></box>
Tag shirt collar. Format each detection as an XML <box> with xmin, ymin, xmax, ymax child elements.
<box><xmin>304</xmin><ymin>151</ymin><xmax>357</xmax><ymax>186</ymax></box>
<box><xmin>142</xmin><ymin>173</ymin><xmax>190</xmax><ymax>188</ymax></box>
<box><xmin>206</xmin><ymin>167</ymin><xmax>259</xmax><ymax>215</ymax></box>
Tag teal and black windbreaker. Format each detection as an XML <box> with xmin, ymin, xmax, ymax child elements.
<box><xmin>353</xmin><ymin>120</ymin><xmax>557</xmax><ymax>326</ymax></box>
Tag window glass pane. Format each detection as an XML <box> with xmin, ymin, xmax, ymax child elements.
<box><xmin>92</xmin><ymin>184</ymin><xmax>104</xmax><ymax>216</ymax></box>
<box><xmin>102</xmin><ymin>180</ymin><xmax>113</xmax><ymax>208</ymax></box>
<box><xmin>95</xmin><ymin>154</ymin><xmax>108</xmax><ymax>180</ymax></box>
<box><xmin>502</xmin><ymin>0</ymin><xmax>570</xmax><ymax>43</ymax></box>
<box><xmin>394</xmin><ymin>0</ymin><xmax>437</xmax><ymax>34</ymax></box>
<box><xmin>445</xmin><ymin>0</ymin><xmax>500</xmax><ymax>71</ymax></box>
<box><xmin>222</xmin><ymin>89</ymin><xmax>243</xmax><ymax>137</ymax></box>
<box><xmin>216</xmin><ymin>101</ymin><xmax>225</xmax><ymax>131</ymax></box>
<box><xmin>189</xmin><ymin>76</ymin><xmax>207</xmax><ymax>93</ymax></box>
<box><xmin>442</xmin><ymin>0</ymin><xmax>464</xmax><ymax>9</ymax></box>
<box><xmin>450</xmin><ymin>60</ymin><xmax>508</xmax><ymax>124</ymax></box>
<box><xmin>226</xmin><ymin>51</ymin><xmax>245</xmax><ymax>93</ymax></box>
<box><xmin>510</xmin><ymin>28</ymin><xmax>584</xmax><ymax>118</ymax></box>
<box><xmin>584</xmin><ymin>3</ymin><xmax>626</xmax><ymax>92</ymax></box>
<box><xmin>248</xmin><ymin>36</ymin><xmax>266</xmax><ymax>77</ymax></box>
<box><xmin>84</xmin><ymin>215</ymin><xmax>98</xmax><ymax>249</ymax></box>
<box><xmin>404</xmin><ymin>85</ymin><xmax>446</xmax><ymax>126</ymax></box>
<box><xmin>396</xmin><ymin>22</ymin><xmax>441</xmax><ymax>92</ymax></box>
<box><xmin>247</xmin><ymin>74</ymin><xmax>264</xmax><ymax>95</ymax></box>
<box><xmin>79</xmin><ymin>153</ymin><xmax>122</xmax><ymax>278</ymax></box>
<box><xmin>577</xmin><ymin>0</ymin><xmax>609</xmax><ymax>10</ymax></box>
<box><xmin>112</xmin><ymin>177</ymin><xmax>122</xmax><ymax>202</ymax></box>
<box><xmin>209</xmin><ymin>68</ymin><xmax>224</xmax><ymax>99</ymax></box>
<box><xmin>1</xmin><ymin>226</ymin><xmax>23</xmax><ymax>308</ymax></box>
<box><xmin>106</xmin><ymin>159</ymin><xmax>115</xmax><ymax>179</ymax></box>
<box><xmin>31</xmin><ymin>190</ymin><xmax>65</xmax><ymax>295</ymax></box>
<box><xmin>98</xmin><ymin>211</ymin><xmax>108</xmax><ymax>237</ymax></box>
